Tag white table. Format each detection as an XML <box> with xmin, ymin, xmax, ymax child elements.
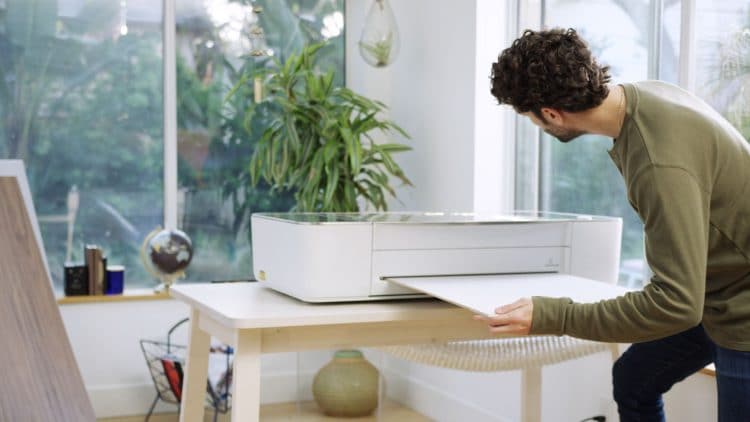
<box><xmin>171</xmin><ymin>282</ymin><xmax>496</xmax><ymax>422</ymax></box>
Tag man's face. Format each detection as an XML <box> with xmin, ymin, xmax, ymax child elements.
<box><xmin>521</xmin><ymin>111</ymin><xmax>585</xmax><ymax>143</ymax></box>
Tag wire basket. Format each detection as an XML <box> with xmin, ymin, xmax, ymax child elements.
<box><xmin>139</xmin><ymin>318</ymin><xmax>232</xmax><ymax>421</ymax></box>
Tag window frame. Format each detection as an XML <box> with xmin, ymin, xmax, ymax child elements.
<box><xmin>513</xmin><ymin>0</ymin><xmax>688</xmax><ymax>213</ymax></box>
<box><xmin>511</xmin><ymin>0</ymin><xmax>704</xmax><ymax>285</ymax></box>
<box><xmin>163</xmin><ymin>0</ymin><xmax>178</xmax><ymax>231</ymax></box>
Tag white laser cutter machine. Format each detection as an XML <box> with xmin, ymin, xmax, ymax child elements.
<box><xmin>250</xmin><ymin>212</ymin><xmax>630</xmax><ymax>313</ymax></box>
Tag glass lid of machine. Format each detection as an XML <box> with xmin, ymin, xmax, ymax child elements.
<box><xmin>254</xmin><ymin>211</ymin><xmax>614</xmax><ymax>224</ymax></box>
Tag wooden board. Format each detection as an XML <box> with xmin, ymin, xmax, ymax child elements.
<box><xmin>385</xmin><ymin>273</ymin><xmax>633</xmax><ymax>316</ymax></box>
<box><xmin>0</xmin><ymin>160</ymin><xmax>51</xmax><ymax>285</ymax></box>
<box><xmin>0</xmin><ymin>176</ymin><xmax>95</xmax><ymax>421</ymax></box>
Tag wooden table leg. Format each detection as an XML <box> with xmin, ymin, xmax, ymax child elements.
<box><xmin>521</xmin><ymin>366</ymin><xmax>542</xmax><ymax>422</ymax></box>
<box><xmin>179</xmin><ymin>308</ymin><xmax>211</xmax><ymax>422</ymax></box>
<box><xmin>231</xmin><ymin>329</ymin><xmax>262</xmax><ymax>422</ymax></box>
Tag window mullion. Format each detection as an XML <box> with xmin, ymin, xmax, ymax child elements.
<box><xmin>678</xmin><ymin>0</ymin><xmax>697</xmax><ymax>91</ymax></box>
<box><xmin>513</xmin><ymin>0</ymin><xmax>543</xmax><ymax>212</ymax></box>
<box><xmin>163</xmin><ymin>0</ymin><xmax>178</xmax><ymax>230</ymax></box>
<box><xmin>648</xmin><ymin>0</ymin><xmax>663</xmax><ymax>80</ymax></box>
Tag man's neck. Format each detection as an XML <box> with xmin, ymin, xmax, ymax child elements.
<box><xmin>571</xmin><ymin>85</ymin><xmax>627</xmax><ymax>139</ymax></box>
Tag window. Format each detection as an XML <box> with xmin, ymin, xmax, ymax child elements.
<box><xmin>175</xmin><ymin>0</ymin><xmax>345</xmax><ymax>283</ymax></box>
<box><xmin>694</xmin><ymin>0</ymin><xmax>750</xmax><ymax>138</ymax></box>
<box><xmin>541</xmin><ymin>1</ymin><xmax>652</xmax><ymax>280</ymax></box>
<box><xmin>0</xmin><ymin>0</ymin><xmax>345</xmax><ymax>290</ymax></box>
<box><xmin>515</xmin><ymin>0</ymin><xmax>749</xmax><ymax>288</ymax></box>
<box><xmin>517</xmin><ymin>0</ymin><xmax>658</xmax><ymax>287</ymax></box>
<box><xmin>0</xmin><ymin>0</ymin><xmax>164</xmax><ymax>287</ymax></box>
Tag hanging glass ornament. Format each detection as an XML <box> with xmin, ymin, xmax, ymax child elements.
<box><xmin>248</xmin><ymin>3</ymin><xmax>269</xmax><ymax>103</ymax></box>
<box><xmin>359</xmin><ymin>0</ymin><xmax>400</xmax><ymax>68</ymax></box>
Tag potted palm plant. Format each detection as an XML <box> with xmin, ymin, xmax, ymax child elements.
<box><xmin>229</xmin><ymin>43</ymin><xmax>412</xmax><ymax>212</ymax></box>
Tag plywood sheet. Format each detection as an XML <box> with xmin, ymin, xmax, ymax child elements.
<box><xmin>0</xmin><ymin>160</ymin><xmax>51</xmax><ymax>284</ymax></box>
<box><xmin>0</xmin><ymin>176</ymin><xmax>95</xmax><ymax>421</ymax></box>
<box><xmin>385</xmin><ymin>273</ymin><xmax>632</xmax><ymax>316</ymax></box>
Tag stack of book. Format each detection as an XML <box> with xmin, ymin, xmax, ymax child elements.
<box><xmin>84</xmin><ymin>245</ymin><xmax>107</xmax><ymax>295</ymax></box>
<box><xmin>63</xmin><ymin>245</ymin><xmax>107</xmax><ymax>296</ymax></box>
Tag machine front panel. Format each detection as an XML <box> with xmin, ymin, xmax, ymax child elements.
<box><xmin>370</xmin><ymin>246</ymin><xmax>565</xmax><ymax>296</ymax></box>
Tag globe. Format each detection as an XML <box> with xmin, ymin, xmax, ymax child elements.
<box><xmin>140</xmin><ymin>227</ymin><xmax>193</xmax><ymax>290</ymax></box>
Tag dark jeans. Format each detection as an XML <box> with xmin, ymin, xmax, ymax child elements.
<box><xmin>612</xmin><ymin>324</ymin><xmax>750</xmax><ymax>421</ymax></box>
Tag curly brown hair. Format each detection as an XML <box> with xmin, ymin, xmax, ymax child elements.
<box><xmin>490</xmin><ymin>28</ymin><xmax>611</xmax><ymax>118</ymax></box>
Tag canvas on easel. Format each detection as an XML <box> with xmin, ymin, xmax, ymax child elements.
<box><xmin>0</xmin><ymin>160</ymin><xmax>95</xmax><ymax>421</ymax></box>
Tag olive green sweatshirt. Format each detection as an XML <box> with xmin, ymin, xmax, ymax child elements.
<box><xmin>530</xmin><ymin>81</ymin><xmax>750</xmax><ymax>351</ymax></box>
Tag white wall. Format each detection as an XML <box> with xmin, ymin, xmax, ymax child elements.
<box><xmin>381</xmin><ymin>350</ymin><xmax>618</xmax><ymax>422</ymax></box>
<box><xmin>346</xmin><ymin>0</ymin><xmax>513</xmax><ymax>214</ymax></box>
<box><xmin>61</xmin><ymin>300</ymin><xmax>191</xmax><ymax>417</ymax></box>
<box><xmin>347</xmin><ymin>0</ymin><xmax>478</xmax><ymax>213</ymax></box>
<box><xmin>473</xmin><ymin>0</ymin><xmax>515</xmax><ymax>214</ymax></box>
<box><xmin>60</xmin><ymin>300</ymin><xmax>338</xmax><ymax>418</ymax></box>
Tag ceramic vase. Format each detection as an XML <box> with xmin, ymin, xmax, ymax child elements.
<box><xmin>312</xmin><ymin>349</ymin><xmax>380</xmax><ymax>417</ymax></box>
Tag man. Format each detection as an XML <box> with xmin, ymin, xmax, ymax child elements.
<box><xmin>477</xmin><ymin>28</ymin><xmax>750</xmax><ymax>421</ymax></box>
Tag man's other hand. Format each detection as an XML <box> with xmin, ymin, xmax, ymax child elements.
<box><xmin>473</xmin><ymin>297</ymin><xmax>534</xmax><ymax>335</ymax></box>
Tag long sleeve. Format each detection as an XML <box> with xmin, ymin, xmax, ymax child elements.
<box><xmin>529</xmin><ymin>165</ymin><xmax>710</xmax><ymax>342</ymax></box>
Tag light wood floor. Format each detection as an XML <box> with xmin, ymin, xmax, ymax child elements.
<box><xmin>97</xmin><ymin>400</ymin><xmax>430</xmax><ymax>422</ymax></box>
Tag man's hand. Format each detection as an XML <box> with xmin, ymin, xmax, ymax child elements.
<box><xmin>473</xmin><ymin>297</ymin><xmax>534</xmax><ymax>335</ymax></box>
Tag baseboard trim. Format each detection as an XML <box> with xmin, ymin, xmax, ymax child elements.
<box><xmin>382</xmin><ymin>368</ymin><xmax>514</xmax><ymax>422</ymax></box>
<box><xmin>88</xmin><ymin>383</ymin><xmax>174</xmax><ymax>419</ymax></box>
<box><xmin>89</xmin><ymin>372</ymin><xmax>314</xmax><ymax>418</ymax></box>
<box><xmin>91</xmin><ymin>368</ymin><xmax>512</xmax><ymax>420</ymax></box>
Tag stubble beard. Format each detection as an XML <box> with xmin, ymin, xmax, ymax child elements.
<box><xmin>544</xmin><ymin>128</ymin><xmax>586</xmax><ymax>143</ymax></box>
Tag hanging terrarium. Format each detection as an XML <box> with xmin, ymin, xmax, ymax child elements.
<box><xmin>359</xmin><ymin>0</ymin><xmax>400</xmax><ymax>68</ymax></box>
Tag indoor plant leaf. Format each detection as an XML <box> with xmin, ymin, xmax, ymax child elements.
<box><xmin>234</xmin><ymin>42</ymin><xmax>412</xmax><ymax>212</ymax></box>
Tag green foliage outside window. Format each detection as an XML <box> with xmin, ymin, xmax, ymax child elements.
<box><xmin>0</xmin><ymin>0</ymin><xmax>349</xmax><ymax>286</ymax></box>
<box><xmin>704</xmin><ymin>19</ymin><xmax>750</xmax><ymax>141</ymax></box>
<box><xmin>0</xmin><ymin>0</ymin><xmax>164</xmax><ymax>284</ymax></box>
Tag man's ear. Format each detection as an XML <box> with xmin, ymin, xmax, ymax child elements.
<box><xmin>540</xmin><ymin>107</ymin><xmax>564</xmax><ymax>124</ymax></box>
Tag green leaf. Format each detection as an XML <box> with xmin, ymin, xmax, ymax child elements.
<box><xmin>379</xmin><ymin>150</ymin><xmax>398</xmax><ymax>174</ymax></box>
<box><xmin>340</xmin><ymin>126</ymin><xmax>360</xmax><ymax>174</ymax></box>
<box><xmin>323</xmin><ymin>139</ymin><xmax>338</xmax><ymax>163</ymax></box>
<box><xmin>389</xmin><ymin>122</ymin><xmax>411</xmax><ymax>139</ymax></box>
<box><xmin>353</xmin><ymin>137</ymin><xmax>363</xmax><ymax>175</ymax></box>
<box><xmin>344</xmin><ymin>179</ymin><xmax>358</xmax><ymax>211</ymax></box>
<box><xmin>285</xmin><ymin>115</ymin><xmax>301</xmax><ymax>150</ymax></box>
<box><xmin>306</xmin><ymin>72</ymin><xmax>321</xmax><ymax>101</ymax></box>
<box><xmin>324</xmin><ymin>164</ymin><xmax>339</xmax><ymax>206</ymax></box>
<box><xmin>377</xmin><ymin>143</ymin><xmax>412</xmax><ymax>153</ymax></box>
<box><xmin>308</xmin><ymin>147</ymin><xmax>325</xmax><ymax>188</ymax></box>
<box><xmin>322</xmin><ymin>70</ymin><xmax>335</xmax><ymax>96</ymax></box>
<box><xmin>225</xmin><ymin>71</ymin><xmax>249</xmax><ymax>102</ymax></box>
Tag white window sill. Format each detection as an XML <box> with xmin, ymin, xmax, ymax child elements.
<box><xmin>57</xmin><ymin>288</ymin><xmax>170</xmax><ymax>305</ymax></box>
